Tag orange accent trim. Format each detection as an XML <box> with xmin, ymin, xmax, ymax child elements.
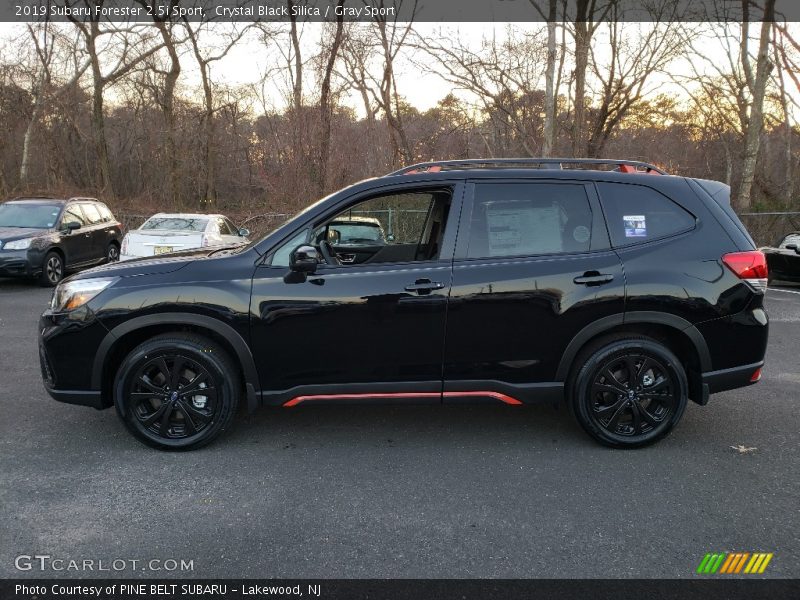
<box><xmin>719</xmin><ymin>554</ymin><xmax>736</xmax><ymax>574</ymax></box>
<box><xmin>733</xmin><ymin>553</ymin><xmax>750</xmax><ymax>574</ymax></box>
<box><xmin>282</xmin><ymin>390</ymin><xmax>524</xmax><ymax>407</ymax></box>
<box><xmin>443</xmin><ymin>391</ymin><xmax>523</xmax><ymax>405</ymax></box>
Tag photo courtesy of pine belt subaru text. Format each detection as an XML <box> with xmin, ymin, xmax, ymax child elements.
<box><xmin>37</xmin><ymin>159</ymin><xmax>769</xmax><ymax>450</ymax></box>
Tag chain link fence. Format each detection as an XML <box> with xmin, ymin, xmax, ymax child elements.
<box><xmin>738</xmin><ymin>213</ymin><xmax>800</xmax><ymax>247</ymax></box>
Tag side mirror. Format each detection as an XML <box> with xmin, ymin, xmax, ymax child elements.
<box><xmin>327</xmin><ymin>228</ymin><xmax>341</xmax><ymax>244</ymax></box>
<box><xmin>289</xmin><ymin>245</ymin><xmax>320</xmax><ymax>274</ymax></box>
<box><xmin>63</xmin><ymin>222</ymin><xmax>81</xmax><ymax>232</ymax></box>
<box><xmin>786</xmin><ymin>243</ymin><xmax>798</xmax><ymax>251</ymax></box>
<box><xmin>387</xmin><ymin>234</ymin><xmax>395</xmax><ymax>242</ymax></box>
<box><xmin>239</xmin><ymin>228</ymin><xmax>250</xmax><ymax>237</ymax></box>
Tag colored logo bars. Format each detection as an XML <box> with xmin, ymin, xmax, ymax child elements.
<box><xmin>697</xmin><ymin>552</ymin><xmax>774</xmax><ymax>574</ymax></box>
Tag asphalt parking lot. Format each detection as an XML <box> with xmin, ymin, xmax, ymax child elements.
<box><xmin>0</xmin><ymin>277</ymin><xmax>798</xmax><ymax>579</ymax></box>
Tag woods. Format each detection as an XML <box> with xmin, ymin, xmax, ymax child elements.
<box><xmin>0</xmin><ymin>0</ymin><xmax>797</xmax><ymax>222</ymax></box>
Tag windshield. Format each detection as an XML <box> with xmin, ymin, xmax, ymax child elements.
<box><xmin>333</xmin><ymin>223</ymin><xmax>385</xmax><ymax>244</ymax></box>
<box><xmin>0</xmin><ymin>203</ymin><xmax>62</xmax><ymax>229</ymax></box>
<box><xmin>141</xmin><ymin>217</ymin><xmax>208</xmax><ymax>232</ymax></box>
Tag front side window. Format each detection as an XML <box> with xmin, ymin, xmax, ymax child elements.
<box><xmin>597</xmin><ymin>182</ymin><xmax>695</xmax><ymax>247</ymax></box>
<box><xmin>80</xmin><ymin>203</ymin><xmax>102</xmax><ymax>224</ymax></box>
<box><xmin>271</xmin><ymin>229</ymin><xmax>310</xmax><ymax>267</ymax></box>
<box><xmin>61</xmin><ymin>205</ymin><xmax>87</xmax><ymax>228</ymax></box>
<box><xmin>314</xmin><ymin>189</ymin><xmax>451</xmax><ymax>264</ymax></box>
<box><xmin>467</xmin><ymin>183</ymin><xmax>593</xmax><ymax>259</ymax></box>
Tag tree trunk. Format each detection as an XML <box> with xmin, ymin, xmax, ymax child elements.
<box><xmin>542</xmin><ymin>0</ymin><xmax>557</xmax><ymax>157</ymax></box>
<box><xmin>736</xmin><ymin>0</ymin><xmax>775</xmax><ymax>212</ymax></box>
<box><xmin>88</xmin><ymin>23</ymin><xmax>115</xmax><ymax>199</ymax></box>
<box><xmin>154</xmin><ymin>21</ymin><xmax>181</xmax><ymax>207</ymax></box>
<box><xmin>317</xmin><ymin>1</ymin><xmax>345</xmax><ymax>195</ymax></box>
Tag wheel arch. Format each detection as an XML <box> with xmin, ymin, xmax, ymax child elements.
<box><xmin>556</xmin><ymin>312</ymin><xmax>711</xmax><ymax>404</ymax></box>
<box><xmin>93</xmin><ymin>313</ymin><xmax>260</xmax><ymax>412</ymax></box>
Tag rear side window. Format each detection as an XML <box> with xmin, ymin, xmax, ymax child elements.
<box><xmin>597</xmin><ymin>182</ymin><xmax>695</xmax><ymax>247</ymax></box>
<box><xmin>467</xmin><ymin>183</ymin><xmax>593</xmax><ymax>258</ymax></box>
<box><xmin>97</xmin><ymin>204</ymin><xmax>114</xmax><ymax>222</ymax></box>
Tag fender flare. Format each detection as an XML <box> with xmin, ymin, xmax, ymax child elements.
<box><xmin>92</xmin><ymin>313</ymin><xmax>260</xmax><ymax>411</ymax></box>
<box><xmin>555</xmin><ymin>311</ymin><xmax>712</xmax><ymax>381</ymax></box>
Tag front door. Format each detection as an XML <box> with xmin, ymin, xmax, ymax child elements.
<box><xmin>250</xmin><ymin>184</ymin><xmax>463</xmax><ymax>406</ymax></box>
<box><xmin>443</xmin><ymin>180</ymin><xmax>626</xmax><ymax>404</ymax></box>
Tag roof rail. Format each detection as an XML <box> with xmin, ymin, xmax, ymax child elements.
<box><xmin>68</xmin><ymin>196</ymin><xmax>99</xmax><ymax>202</ymax></box>
<box><xmin>389</xmin><ymin>158</ymin><xmax>667</xmax><ymax>176</ymax></box>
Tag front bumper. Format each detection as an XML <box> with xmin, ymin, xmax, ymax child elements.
<box><xmin>38</xmin><ymin>306</ymin><xmax>113</xmax><ymax>410</ymax></box>
<box><xmin>0</xmin><ymin>249</ymin><xmax>40</xmax><ymax>277</ymax></box>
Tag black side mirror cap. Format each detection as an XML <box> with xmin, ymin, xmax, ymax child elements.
<box><xmin>786</xmin><ymin>243</ymin><xmax>798</xmax><ymax>251</ymax></box>
<box><xmin>64</xmin><ymin>222</ymin><xmax>81</xmax><ymax>232</ymax></box>
<box><xmin>289</xmin><ymin>245</ymin><xmax>320</xmax><ymax>274</ymax></box>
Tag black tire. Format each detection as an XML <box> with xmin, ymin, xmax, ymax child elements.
<box><xmin>113</xmin><ymin>333</ymin><xmax>241</xmax><ymax>451</ymax></box>
<box><xmin>106</xmin><ymin>242</ymin><xmax>120</xmax><ymax>263</ymax></box>
<box><xmin>39</xmin><ymin>251</ymin><xmax>64</xmax><ymax>287</ymax></box>
<box><xmin>568</xmin><ymin>336</ymin><xmax>688</xmax><ymax>448</ymax></box>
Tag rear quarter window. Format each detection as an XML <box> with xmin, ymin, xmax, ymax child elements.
<box><xmin>597</xmin><ymin>182</ymin><xmax>695</xmax><ymax>247</ymax></box>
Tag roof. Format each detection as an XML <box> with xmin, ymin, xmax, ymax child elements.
<box><xmin>147</xmin><ymin>213</ymin><xmax>225</xmax><ymax>219</ymax></box>
<box><xmin>389</xmin><ymin>158</ymin><xmax>667</xmax><ymax>176</ymax></box>
<box><xmin>4</xmin><ymin>197</ymin><xmax>68</xmax><ymax>204</ymax></box>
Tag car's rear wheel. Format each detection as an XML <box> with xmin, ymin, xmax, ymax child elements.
<box><xmin>114</xmin><ymin>334</ymin><xmax>240</xmax><ymax>450</ymax></box>
<box><xmin>39</xmin><ymin>251</ymin><xmax>64</xmax><ymax>287</ymax></box>
<box><xmin>106</xmin><ymin>242</ymin><xmax>120</xmax><ymax>263</ymax></box>
<box><xmin>569</xmin><ymin>337</ymin><xmax>688</xmax><ymax>448</ymax></box>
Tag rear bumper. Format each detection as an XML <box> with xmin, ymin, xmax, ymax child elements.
<box><xmin>702</xmin><ymin>361</ymin><xmax>764</xmax><ymax>395</ymax></box>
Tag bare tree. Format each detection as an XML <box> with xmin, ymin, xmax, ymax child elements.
<box><xmin>316</xmin><ymin>1</ymin><xmax>346</xmax><ymax>192</ymax></box>
<box><xmin>68</xmin><ymin>4</ymin><xmax>164</xmax><ymax>198</ymax></box>
<box><xmin>737</xmin><ymin>0</ymin><xmax>776</xmax><ymax>211</ymax></box>
<box><xmin>183</xmin><ymin>20</ymin><xmax>250</xmax><ymax>207</ymax></box>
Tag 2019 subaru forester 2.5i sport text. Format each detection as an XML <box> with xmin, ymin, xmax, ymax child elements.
<box><xmin>38</xmin><ymin>159</ymin><xmax>768</xmax><ymax>450</ymax></box>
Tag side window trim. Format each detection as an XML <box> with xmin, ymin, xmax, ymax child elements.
<box><xmin>596</xmin><ymin>181</ymin><xmax>697</xmax><ymax>249</ymax></box>
<box><xmin>455</xmin><ymin>179</ymin><xmax>599</xmax><ymax>262</ymax></box>
<box><xmin>263</xmin><ymin>181</ymin><xmax>465</xmax><ymax>269</ymax></box>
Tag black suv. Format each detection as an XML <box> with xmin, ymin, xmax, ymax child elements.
<box><xmin>0</xmin><ymin>197</ymin><xmax>122</xmax><ymax>286</ymax></box>
<box><xmin>38</xmin><ymin>159</ymin><xmax>769</xmax><ymax>450</ymax></box>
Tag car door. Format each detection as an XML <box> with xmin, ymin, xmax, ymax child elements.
<box><xmin>442</xmin><ymin>179</ymin><xmax>625</xmax><ymax>404</ymax></box>
<box><xmin>250</xmin><ymin>182</ymin><xmax>463</xmax><ymax>406</ymax></box>
<box><xmin>57</xmin><ymin>203</ymin><xmax>91</xmax><ymax>266</ymax></box>
<box><xmin>78</xmin><ymin>202</ymin><xmax>107</xmax><ymax>262</ymax></box>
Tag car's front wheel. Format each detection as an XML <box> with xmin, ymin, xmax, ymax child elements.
<box><xmin>570</xmin><ymin>337</ymin><xmax>688</xmax><ymax>448</ymax></box>
<box><xmin>39</xmin><ymin>251</ymin><xmax>64</xmax><ymax>287</ymax></box>
<box><xmin>114</xmin><ymin>334</ymin><xmax>240</xmax><ymax>450</ymax></box>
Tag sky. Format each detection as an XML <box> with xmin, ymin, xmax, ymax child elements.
<box><xmin>1</xmin><ymin>21</ymin><xmax>798</xmax><ymax>122</ymax></box>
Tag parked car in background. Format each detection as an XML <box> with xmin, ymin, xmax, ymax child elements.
<box><xmin>0</xmin><ymin>197</ymin><xmax>121</xmax><ymax>286</ymax></box>
<box><xmin>761</xmin><ymin>231</ymin><xmax>800</xmax><ymax>284</ymax></box>
<box><xmin>120</xmin><ymin>213</ymin><xmax>250</xmax><ymax>260</ymax></box>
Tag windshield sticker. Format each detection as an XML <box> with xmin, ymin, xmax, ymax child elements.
<box><xmin>624</xmin><ymin>215</ymin><xmax>647</xmax><ymax>238</ymax></box>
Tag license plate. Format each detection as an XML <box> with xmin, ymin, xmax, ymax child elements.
<box><xmin>154</xmin><ymin>246</ymin><xmax>173</xmax><ymax>255</ymax></box>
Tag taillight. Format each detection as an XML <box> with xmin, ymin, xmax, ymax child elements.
<box><xmin>201</xmin><ymin>234</ymin><xmax>210</xmax><ymax>247</ymax></box>
<box><xmin>722</xmin><ymin>251</ymin><xmax>768</xmax><ymax>292</ymax></box>
<box><xmin>120</xmin><ymin>234</ymin><xmax>128</xmax><ymax>255</ymax></box>
<box><xmin>750</xmin><ymin>367</ymin><xmax>763</xmax><ymax>383</ymax></box>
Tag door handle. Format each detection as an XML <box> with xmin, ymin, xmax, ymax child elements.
<box><xmin>573</xmin><ymin>272</ymin><xmax>614</xmax><ymax>286</ymax></box>
<box><xmin>404</xmin><ymin>279</ymin><xmax>445</xmax><ymax>294</ymax></box>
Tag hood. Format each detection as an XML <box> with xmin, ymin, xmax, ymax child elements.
<box><xmin>0</xmin><ymin>226</ymin><xmax>49</xmax><ymax>242</ymax></box>
<box><xmin>68</xmin><ymin>247</ymin><xmax>218</xmax><ymax>281</ymax></box>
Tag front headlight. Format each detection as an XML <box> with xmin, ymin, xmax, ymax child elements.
<box><xmin>4</xmin><ymin>237</ymin><xmax>34</xmax><ymax>250</ymax></box>
<box><xmin>51</xmin><ymin>277</ymin><xmax>118</xmax><ymax>312</ymax></box>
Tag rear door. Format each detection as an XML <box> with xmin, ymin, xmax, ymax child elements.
<box><xmin>250</xmin><ymin>182</ymin><xmax>463</xmax><ymax>405</ymax></box>
<box><xmin>78</xmin><ymin>202</ymin><xmax>107</xmax><ymax>261</ymax></box>
<box><xmin>442</xmin><ymin>179</ymin><xmax>625</xmax><ymax>403</ymax></box>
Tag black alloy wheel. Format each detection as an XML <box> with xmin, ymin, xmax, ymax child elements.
<box><xmin>114</xmin><ymin>334</ymin><xmax>240</xmax><ymax>450</ymax></box>
<box><xmin>571</xmin><ymin>337</ymin><xmax>688</xmax><ymax>448</ymax></box>
<box><xmin>40</xmin><ymin>251</ymin><xmax>64</xmax><ymax>287</ymax></box>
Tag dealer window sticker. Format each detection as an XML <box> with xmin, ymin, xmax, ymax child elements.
<box><xmin>623</xmin><ymin>215</ymin><xmax>647</xmax><ymax>238</ymax></box>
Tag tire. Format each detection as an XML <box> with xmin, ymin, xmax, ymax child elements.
<box><xmin>568</xmin><ymin>336</ymin><xmax>688</xmax><ymax>448</ymax></box>
<box><xmin>39</xmin><ymin>251</ymin><xmax>64</xmax><ymax>287</ymax></box>
<box><xmin>113</xmin><ymin>333</ymin><xmax>241</xmax><ymax>451</ymax></box>
<box><xmin>106</xmin><ymin>242</ymin><xmax>120</xmax><ymax>263</ymax></box>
